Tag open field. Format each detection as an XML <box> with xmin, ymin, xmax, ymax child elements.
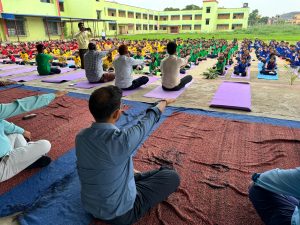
<box><xmin>114</xmin><ymin>24</ymin><xmax>300</xmax><ymax>42</ymax></box>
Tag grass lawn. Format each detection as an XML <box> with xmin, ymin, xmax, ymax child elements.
<box><xmin>113</xmin><ymin>24</ymin><xmax>300</xmax><ymax>42</ymax></box>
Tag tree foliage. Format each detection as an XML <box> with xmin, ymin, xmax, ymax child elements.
<box><xmin>248</xmin><ymin>9</ymin><xmax>269</xmax><ymax>26</ymax></box>
<box><xmin>182</xmin><ymin>4</ymin><xmax>201</xmax><ymax>10</ymax></box>
<box><xmin>164</xmin><ymin>7</ymin><xmax>180</xmax><ymax>11</ymax></box>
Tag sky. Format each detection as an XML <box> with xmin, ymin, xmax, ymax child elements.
<box><xmin>107</xmin><ymin>0</ymin><xmax>300</xmax><ymax>17</ymax></box>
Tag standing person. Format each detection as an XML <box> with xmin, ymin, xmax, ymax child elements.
<box><xmin>0</xmin><ymin>91</ymin><xmax>67</xmax><ymax>182</ymax></box>
<box><xmin>113</xmin><ymin>45</ymin><xmax>149</xmax><ymax>90</ymax></box>
<box><xmin>84</xmin><ymin>42</ymin><xmax>116</xmax><ymax>83</ymax></box>
<box><xmin>75</xmin><ymin>22</ymin><xmax>92</xmax><ymax>69</ymax></box>
<box><xmin>160</xmin><ymin>42</ymin><xmax>193</xmax><ymax>91</ymax></box>
<box><xmin>36</xmin><ymin>44</ymin><xmax>61</xmax><ymax>75</ymax></box>
<box><xmin>76</xmin><ymin>85</ymin><xmax>180</xmax><ymax>225</ymax></box>
<box><xmin>101</xmin><ymin>30</ymin><xmax>106</xmax><ymax>40</ymax></box>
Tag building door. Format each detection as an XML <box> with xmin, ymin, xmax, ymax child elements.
<box><xmin>119</xmin><ymin>26</ymin><xmax>126</xmax><ymax>34</ymax></box>
<box><xmin>170</xmin><ymin>26</ymin><xmax>179</xmax><ymax>33</ymax></box>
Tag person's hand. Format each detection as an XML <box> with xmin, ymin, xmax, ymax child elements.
<box><xmin>164</xmin><ymin>99</ymin><xmax>176</xmax><ymax>106</ymax></box>
<box><xmin>23</xmin><ymin>130</ymin><xmax>32</xmax><ymax>141</ymax></box>
<box><xmin>55</xmin><ymin>91</ymin><xmax>68</xmax><ymax>98</ymax></box>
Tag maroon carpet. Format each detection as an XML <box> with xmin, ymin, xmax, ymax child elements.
<box><xmin>92</xmin><ymin>112</ymin><xmax>300</xmax><ymax>225</ymax></box>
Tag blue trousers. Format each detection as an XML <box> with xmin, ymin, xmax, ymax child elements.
<box><xmin>249</xmin><ymin>185</ymin><xmax>299</xmax><ymax>225</ymax></box>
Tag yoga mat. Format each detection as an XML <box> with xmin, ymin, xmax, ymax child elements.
<box><xmin>9</xmin><ymin>67</ymin><xmax>73</xmax><ymax>82</ymax></box>
<box><xmin>73</xmin><ymin>81</ymin><xmax>104</xmax><ymax>89</ymax></box>
<box><xmin>42</xmin><ymin>69</ymin><xmax>85</xmax><ymax>83</ymax></box>
<box><xmin>143</xmin><ymin>79</ymin><xmax>193</xmax><ymax>99</ymax></box>
<box><xmin>230</xmin><ymin>67</ymin><xmax>251</xmax><ymax>79</ymax></box>
<box><xmin>210</xmin><ymin>81</ymin><xmax>251</xmax><ymax>111</ymax></box>
<box><xmin>122</xmin><ymin>76</ymin><xmax>160</xmax><ymax>97</ymax></box>
<box><xmin>257</xmin><ymin>71</ymin><xmax>279</xmax><ymax>80</ymax></box>
<box><xmin>0</xmin><ymin>65</ymin><xmax>25</xmax><ymax>71</ymax></box>
<box><xmin>219</xmin><ymin>65</ymin><xmax>231</xmax><ymax>78</ymax></box>
<box><xmin>0</xmin><ymin>67</ymin><xmax>37</xmax><ymax>78</ymax></box>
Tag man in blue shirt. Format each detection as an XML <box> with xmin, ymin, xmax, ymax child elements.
<box><xmin>0</xmin><ymin>90</ymin><xmax>67</xmax><ymax>182</ymax></box>
<box><xmin>249</xmin><ymin>168</ymin><xmax>300</xmax><ymax>225</ymax></box>
<box><xmin>76</xmin><ymin>86</ymin><xmax>180</xmax><ymax>225</ymax></box>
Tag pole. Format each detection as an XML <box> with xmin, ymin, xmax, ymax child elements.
<box><xmin>14</xmin><ymin>19</ymin><xmax>20</xmax><ymax>42</ymax></box>
<box><xmin>70</xmin><ymin>18</ymin><xmax>74</xmax><ymax>39</ymax></box>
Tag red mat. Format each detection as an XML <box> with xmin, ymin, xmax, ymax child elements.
<box><xmin>93</xmin><ymin>112</ymin><xmax>300</xmax><ymax>225</ymax></box>
<box><xmin>0</xmin><ymin>88</ymin><xmax>93</xmax><ymax>195</ymax></box>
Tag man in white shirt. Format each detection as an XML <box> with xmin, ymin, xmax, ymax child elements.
<box><xmin>75</xmin><ymin>22</ymin><xmax>92</xmax><ymax>69</ymax></box>
<box><xmin>113</xmin><ymin>45</ymin><xmax>149</xmax><ymax>90</ymax></box>
<box><xmin>161</xmin><ymin>42</ymin><xmax>193</xmax><ymax>91</ymax></box>
<box><xmin>84</xmin><ymin>42</ymin><xmax>115</xmax><ymax>83</ymax></box>
<box><xmin>101</xmin><ymin>30</ymin><xmax>106</xmax><ymax>40</ymax></box>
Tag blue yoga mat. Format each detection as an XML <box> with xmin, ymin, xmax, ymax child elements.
<box><xmin>257</xmin><ymin>63</ymin><xmax>279</xmax><ymax>80</ymax></box>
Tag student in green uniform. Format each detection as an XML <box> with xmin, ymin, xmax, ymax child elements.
<box><xmin>213</xmin><ymin>56</ymin><xmax>226</xmax><ymax>75</ymax></box>
<box><xmin>36</xmin><ymin>44</ymin><xmax>61</xmax><ymax>75</ymax></box>
<box><xmin>133</xmin><ymin>49</ymin><xmax>144</xmax><ymax>71</ymax></box>
<box><xmin>149</xmin><ymin>56</ymin><xmax>159</xmax><ymax>75</ymax></box>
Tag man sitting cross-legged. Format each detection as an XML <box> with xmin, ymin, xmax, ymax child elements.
<box><xmin>0</xmin><ymin>91</ymin><xmax>67</xmax><ymax>182</ymax></box>
<box><xmin>84</xmin><ymin>42</ymin><xmax>116</xmax><ymax>83</ymax></box>
<box><xmin>114</xmin><ymin>45</ymin><xmax>149</xmax><ymax>91</ymax></box>
<box><xmin>36</xmin><ymin>44</ymin><xmax>61</xmax><ymax>76</ymax></box>
<box><xmin>76</xmin><ymin>86</ymin><xmax>180</xmax><ymax>225</ymax></box>
<box><xmin>161</xmin><ymin>42</ymin><xmax>193</xmax><ymax>91</ymax></box>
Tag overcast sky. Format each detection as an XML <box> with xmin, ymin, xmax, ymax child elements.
<box><xmin>107</xmin><ymin>0</ymin><xmax>300</xmax><ymax>17</ymax></box>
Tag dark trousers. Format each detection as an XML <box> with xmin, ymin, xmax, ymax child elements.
<box><xmin>162</xmin><ymin>75</ymin><xmax>193</xmax><ymax>91</ymax></box>
<box><xmin>50</xmin><ymin>67</ymin><xmax>61</xmax><ymax>75</ymax></box>
<box><xmin>234</xmin><ymin>67</ymin><xmax>246</xmax><ymax>77</ymax></box>
<box><xmin>79</xmin><ymin>49</ymin><xmax>88</xmax><ymax>69</ymax></box>
<box><xmin>122</xmin><ymin>76</ymin><xmax>149</xmax><ymax>91</ymax></box>
<box><xmin>260</xmin><ymin>70</ymin><xmax>277</xmax><ymax>75</ymax></box>
<box><xmin>102</xmin><ymin>167</ymin><xmax>180</xmax><ymax>225</ymax></box>
<box><xmin>249</xmin><ymin>185</ymin><xmax>299</xmax><ymax>225</ymax></box>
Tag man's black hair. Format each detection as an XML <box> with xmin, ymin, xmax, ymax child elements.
<box><xmin>36</xmin><ymin>44</ymin><xmax>44</xmax><ymax>53</ymax></box>
<box><xmin>88</xmin><ymin>42</ymin><xmax>97</xmax><ymax>51</ymax></box>
<box><xmin>89</xmin><ymin>86</ymin><xmax>123</xmax><ymax>122</ymax></box>
<box><xmin>167</xmin><ymin>42</ymin><xmax>177</xmax><ymax>55</ymax></box>
<box><xmin>78</xmin><ymin>22</ymin><xmax>84</xmax><ymax>28</ymax></box>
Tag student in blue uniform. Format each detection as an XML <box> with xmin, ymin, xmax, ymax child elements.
<box><xmin>260</xmin><ymin>55</ymin><xmax>277</xmax><ymax>75</ymax></box>
<box><xmin>233</xmin><ymin>57</ymin><xmax>248</xmax><ymax>77</ymax></box>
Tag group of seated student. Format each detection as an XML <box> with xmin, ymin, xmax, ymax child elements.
<box><xmin>254</xmin><ymin>41</ymin><xmax>279</xmax><ymax>75</ymax></box>
<box><xmin>233</xmin><ymin>42</ymin><xmax>252</xmax><ymax>77</ymax></box>
<box><xmin>2</xmin><ymin>82</ymin><xmax>298</xmax><ymax>225</ymax></box>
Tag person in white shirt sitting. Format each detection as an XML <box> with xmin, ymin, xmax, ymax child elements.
<box><xmin>113</xmin><ymin>45</ymin><xmax>149</xmax><ymax>91</ymax></box>
<box><xmin>161</xmin><ymin>42</ymin><xmax>193</xmax><ymax>91</ymax></box>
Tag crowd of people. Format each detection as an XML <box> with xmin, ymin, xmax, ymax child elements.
<box><xmin>0</xmin><ymin>22</ymin><xmax>300</xmax><ymax>225</ymax></box>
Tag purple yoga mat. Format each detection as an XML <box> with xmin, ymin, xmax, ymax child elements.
<box><xmin>122</xmin><ymin>76</ymin><xmax>160</xmax><ymax>97</ymax></box>
<box><xmin>0</xmin><ymin>65</ymin><xmax>25</xmax><ymax>71</ymax></box>
<box><xmin>42</xmin><ymin>69</ymin><xmax>85</xmax><ymax>83</ymax></box>
<box><xmin>10</xmin><ymin>67</ymin><xmax>73</xmax><ymax>82</ymax></box>
<box><xmin>143</xmin><ymin>79</ymin><xmax>194</xmax><ymax>99</ymax></box>
<box><xmin>73</xmin><ymin>81</ymin><xmax>104</xmax><ymax>89</ymax></box>
<box><xmin>210</xmin><ymin>81</ymin><xmax>251</xmax><ymax>112</ymax></box>
<box><xmin>231</xmin><ymin>67</ymin><xmax>251</xmax><ymax>79</ymax></box>
<box><xmin>0</xmin><ymin>67</ymin><xmax>37</xmax><ymax>78</ymax></box>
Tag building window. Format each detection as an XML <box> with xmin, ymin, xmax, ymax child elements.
<box><xmin>96</xmin><ymin>0</ymin><xmax>100</xmax><ymax>1</ymax></box>
<box><xmin>206</xmin><ymin>7</ymin><xmax>211</xmax><ymax>13</ymax></box>
<box><xmin>45</xmin><ymin>21</ymin><xmax>61</xmax><ymax>35</ymax></box>
<box><xmin>6</xmin><ymin>19</ymin><xmax>26</xmax><ymax>36</ymax></box>
<box><xmin>40</xmin><ymin>0</ymin><xmax>51</xmax><ymax>3</ymax></box>
<box><xmin>154</xmin><ymin>25</ymin><xmax>158</xmax><ymax>30</ymax></box>
<box><xmin>59</xmin><ymin>2</ymin><xmax>64</xmax><ymax>11</ymax></box>
<box><xmin>109</xmin><ymin>24</ymin><xmax>116</xmax><ymax>30</ymax></box>
<box><xmin>154</xmin><ymin>16</ymin><xmax>158</xmax><ymax>21</ymax></box>
<box><xmin>206</xmin><ymin>19</ymin><xmax>210</xmax><ymax>25</ymax></box>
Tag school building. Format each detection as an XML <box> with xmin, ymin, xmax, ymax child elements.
<box><xmin>0</xmin><ymin>0</ymin><xmax>250</xmax><ymax>42</ymax></box>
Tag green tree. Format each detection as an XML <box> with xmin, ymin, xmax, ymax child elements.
<box><xmin>248</xmin><ymin>9</ymin><xmax>260</xmax><ymax>26</ymax></box>
<box><xmin>259</xmin><ymin>16</ymin><xmax>269</xmax><ymax>24</ymax></box>
<box><xmin>164</xmin><ymin>7</ymin><xmax>180</xmax><ymax>11</ymax></box>
<box><xmin>182</xmin><ymin>4</ymin><xmax>201</xmax><ymax>10</ymax></box>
